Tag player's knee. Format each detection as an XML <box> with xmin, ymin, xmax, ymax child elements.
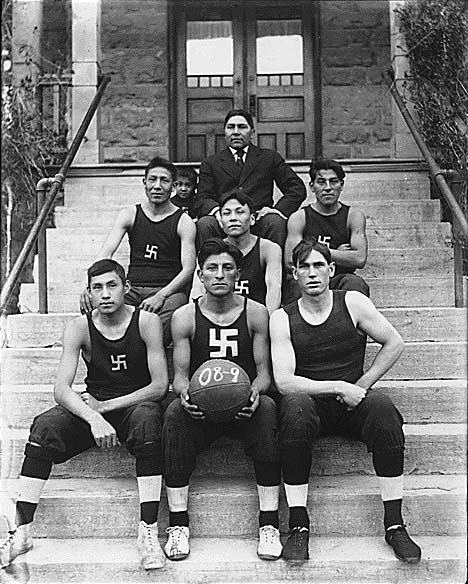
<box><xmin>279</xmin><ymin>393</ymin><xmax>319</xmax><ymax>446</ymax></box>
<box><xmin>361</xmin><ymin>391</ymin><xmax>404</xmax><ymax>451</ymax></box>
<box><xmin>336</xmin><ymin>274</ymin><xmax>370</xmax><ymax>296</ymax></box>
<box><xmin>125</xmin><ymin>402</ymin><xmax>163</xmax><ymax>455</ymax></box>
<box><xmin>27</xmin><ymin>408</ymin><xmax>70</xmax><ymax>463</ymax></box>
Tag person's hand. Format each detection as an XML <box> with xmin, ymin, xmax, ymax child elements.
<box><xmin>255</xmin><ymin>207</ymin><xmax>285</xmax><ymax>220</ymax></box>
<box><xmin>235</xmin><ymin>388</ymin><xmax>259</xmax><ymax>420</ymax></box>
<box><xmin>336</xmin><ymin>243</ymin><xmax>352</xmax><ymax>251</ymax></box>
<box><xmin>88</xmin><ymin>413</ymin><xmax>120</xmax><ymax>449</ymax></box>
<box><xmin>180</xmin><ymin>391</ymin><xmax>205</xmax><ymax>420</ymax></box>
<box><xmin>336</xmin><ymin>381</ymin><xmax>367</xmax><ymax>409</ymax></box>
<box><xmin>81</xmin><ymin>392</ymin><xmax>106</xmax><ymax>414</ymax></box>
<box><xmin>79</xmin><ymin>288</ymin><xmax>93</xmax><ymax>314</ymax></box>
<box><xmin>140</xmin><ymin>292</ymin><xmax>166</xmax><ymax>313</ymax></box>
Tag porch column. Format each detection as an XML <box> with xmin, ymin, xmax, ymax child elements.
<box><xmin>12</xmin><ymin>0</ymin><xmax>42</xmax><ymax>86</ymax></box>
<box><xmin>71</xmin><ymin>0</ymin><xmax>102</xmax><ymax>163</ymax></box>
<box><xmin>389</xmin><ymin>1</ymin><xmax>420</xmax><ymax>158</ymax></box>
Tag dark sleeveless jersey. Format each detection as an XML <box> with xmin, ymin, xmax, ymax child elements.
<box><xmin>303</xmin><ymin>204</ymin><xmax>353</xmax><ymax>275</ymax></box>
<box><xmin>234</xmin><ymin>237</ymin><xmax>267</xmax><ymax>305</ymax></box>
<box><xmin>284</xmin><ymin>291</ymin><xmax>366</xmax><ymax>384</ymax></box>
<box><xmin>190</xmin><ymin>297</ymin><xmax>256</xmax><ymax>382</ymax></box>
<box><xmin>127</xmin><ymin>205</ymin><xmax>183</xmax><ymax>287</ymax></box>
<box><xmin>83</xmin><ymin>308</ymin><xmax>151</xmax><ymax>400</ymax></box>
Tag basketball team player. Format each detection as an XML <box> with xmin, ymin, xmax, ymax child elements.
<box><xmin>284</xmin><ymin>159</ymin><xmax>369</xmax><ymax>303</ymax></box>
<box><xmin>1</xmin><ymin>259</ymin><xmax>168</xmax><ymax>570</ymax></box>
<box><xmin>163</xmin><ymin>239</ymin><xmax>282</xmax><ymax>561</ymax></box>
<box><xmin>270</xmin><ymin>239</ymin><xmax>421</xmax><ymax>563</ymax></box>
<box><xmin>191</xmin><ymin>190</ymin><xmax>282</xmax><ymax>314</ymax></box>
<box><xmin>80</xmin><ymin>156</ymin><xmax>196</xmax><ymax>346</ymax></box>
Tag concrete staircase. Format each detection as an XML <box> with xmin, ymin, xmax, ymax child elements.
<box><xmin>1</xmin><ymin>162</ymin><xmax>466</xmax><ymax>583</ymax></box>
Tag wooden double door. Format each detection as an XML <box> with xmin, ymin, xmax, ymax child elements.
<box><xmin>174</xmin><ymin>0</ymin><xmax>320</xmax><ymax>161</ymax></box>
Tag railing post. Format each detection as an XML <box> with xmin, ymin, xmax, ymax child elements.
<box><xmin>36</xmin><ymin>178</ymin><xmax>53</xmax><ymax>313</ymax></box>
<box><xmin>441</xmin><ymin>170</ymin><xmax>466</xmax><ymax>308</ymax></box>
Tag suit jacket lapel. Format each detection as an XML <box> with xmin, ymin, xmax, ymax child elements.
<box><xmin>239</xmin><ymin>145</ymin><xmax>260</xmax><ymax>184</ymax></box>
<box><xmin>219</xmin><ymin>148</ymin><xmax>239</xmax><ymax>180</ymax></box>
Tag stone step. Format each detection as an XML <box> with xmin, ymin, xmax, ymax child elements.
<box><xmin>3</xmin><ymin>380</ymin><xmax>466</xmax><ymax>428</ymax></box>
<box><xmin>45</xmin><ymin>222</ymin><xmax>453</xmax><ymax>250</ymax></box>
<box><xmin>2</xmin><ymin>423</ymin><xmax>465</xmax><ymax>479</ymax></box>
<box><xmin>1</xmin><ymin>475</ymin><xmax>465</xmax><ymax>538</ymax></box>
<box><xmin>18</xmin><ymin>276</ymin><xmax>456</xmax><ymax>312</ymax></box>
<box><xmin>3</xmin><ymin>536</ymin><xmax>465</xmax><ymax>583</ymax></box>
<box><xmin>42</xmin><ymin>247</ymin><xmax>454</xmax><ymax>279</ymax></box>
<box><xmin>2</xmin><ymin>341</ymin><xmax>465</xmax><ymax>385</ymax></box>
<box><xmin>7</xmin><ymin>307</ymin><xmax>465</xmax><ymax>348</ymax></box>
<box><xmin>53</xmin><ymin>200</ymin><xmax>442</xmax><ymax>228</ymax></box>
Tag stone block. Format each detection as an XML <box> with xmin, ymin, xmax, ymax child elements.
<box><xmin>323</xmin><ymin>87</ymin><xmax>391</xmax><ymax>125</ymax></box>
<box><xmin>321</xmin><ymin>1</ymin><xmax>387</xmax><ymax>29</ymax></box>
<box><xmin>100</xmin><ymin>50</ymin><xmax>167</xmax><ymax>85</ymax></box>
<box><xmin>322</xmin><ymin>66</ymin><xmax>367</xmax><ymax>86</ymax></box>
<box><xmin>101</xmin><ymin>0</ymin><xmax>165</xmax><ymax>49</ymax></box>
<box><xmin>323</xmin><ymin>46</ymin><xmax>376</xmax><ymax>68</ymax></box>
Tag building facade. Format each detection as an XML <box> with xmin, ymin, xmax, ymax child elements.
<box><xmin>14</xmin><ymin>0</ymin><xmax>419</xmax><ymax>164</ymax></box>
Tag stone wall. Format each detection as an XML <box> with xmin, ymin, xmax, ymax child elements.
<box><xmin>100</xmin><ymin>0</ymin><xmax>169</xmax><ymax>162</ymax></box>
<box><xmin>321</xmin><ymin>0</ymin><xmax>392</xmax><ymax>158</ymax></box>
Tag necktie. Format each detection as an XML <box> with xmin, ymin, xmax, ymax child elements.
<box><xmin>235</xmin><ymin>149</ymin><xmax>244</xmax><ymax>170</ymax></box>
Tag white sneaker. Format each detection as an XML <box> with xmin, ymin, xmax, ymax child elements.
<box><xmin>0</xmin><ymin>524</ymin><xmax>33</xmax><ymax>568</ymax></box>
<box><xmin>257</xmin><ymin>525</ymin><xmax>282</xmax><ymax>560</ymax></box>
<box><xmin>137</xmin><ymin>521</ymin><xmax>165</xmax><ymax>570</ymax></box>
<box><xmin>164</xmin><ymin>526</ymin><xmax>190</xmax><ymax>561</ymax></box>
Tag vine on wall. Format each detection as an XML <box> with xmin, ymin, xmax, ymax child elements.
<box><xmin>396</xmin><ymin>0</ymin><xmax>467</xmax><ymax>210</ymax></box>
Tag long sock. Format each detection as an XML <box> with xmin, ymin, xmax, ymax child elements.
<box><xmin>166</xmin><ymin>485</ymin><xmax>189</xmax><ymax>527</ymax></box>
<box><xmin>136</xmin><ymin>455</ymin><xmax>162</xmax><ymax>525</ymax></box>
<box><xmin>137</xmin><ymin>476</ymin><xmax>162</xmax><ymax>524</ymax></box>
<box><xmin>289</xmin><ymin>506</ymin><xmax>309</xmax><ymax>531</ymax></box>
<box><xmin>16</xmin><ymin>451</ymin><xmax>52</xmax><ymax>526</ymax></box>
<box><xmin>383</xmin><ymin>499</ymin><xmax>403</xmax><ymax>530</ymax></box>
<box><xmin>259</xmin><ymin>510</ymin><xmax>279</xmax><ymax>529</ymax></box>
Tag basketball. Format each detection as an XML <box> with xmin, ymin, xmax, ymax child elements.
<box><xmin>188</xmin><ymin>359</ymin><xmax>251</xmax><ymax>423</ymax></box>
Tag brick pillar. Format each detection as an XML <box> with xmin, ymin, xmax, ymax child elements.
<box><xmin>389</xmin><ymin>1</ymin><xmax>421</xmax><ymax>158</ymax></box>
<box><xmin>12</xmin><ymin>0</ymin><xmax>42</xmax><ymax>86</ymax></box>
<box><xmin>71</xmin><ymin>0</ymin><xmax>101</xmax><ymax>163</ymax></box>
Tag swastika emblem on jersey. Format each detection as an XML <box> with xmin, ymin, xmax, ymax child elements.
<box><xmin>317</xmin><ymin>235</ymin><xmax>331</xmax><ymax>248</ymax></box>
<box><xmin>111</xmin><ymin>354</ymin><xmax>128</xmax><ymax>371</ymax></box>
<box><xmin>235</xmin><ymin>280</ymin><xmax>250</xmax><ymax>295</ymax></box>
<box><xmin>144</xmin><ymin>244</ymin><xmax>159</xmax><ymax>260</ymax></box>
<box><xmin>209</xmin><ymin>329</ymin><xmax>238</xmax><ymax>358</ymax></box>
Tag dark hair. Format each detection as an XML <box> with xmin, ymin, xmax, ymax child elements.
<box><xmin>87</xmin><ymin>259</ymin><xmax>127</xmax><ymax>286</ymax></box>
<box><xmin>292</xmin><ymin>238</ymin><xmax>332</xmax><ymax>267</ymax></box>
<box><xmin>197</xmin><ymin>238</ymin><xmax>244</xmax><ymax>270</ymax></box>
<box><xmin>176</xmin><ymin>166</ymin><xmax>198</xmax><ymax>187</ymax></box>
<box><xmin>219</xmin><ymin>189</ymin><xmax>256</xmax><ymax>214</ymax></box>
<box><xmin>224</xmin><ymin>109</ymin><xmax>254</xmax><ymax>129</ymax></box>
<box><xmin>145</xmin><ymin>156</ymin><xmax>177</xmax><ymax>182</ymax></box>
<box><xmin>308</xmin><ymin>159</ymin><xmax>346</xmax><ymax>182</ymax></box>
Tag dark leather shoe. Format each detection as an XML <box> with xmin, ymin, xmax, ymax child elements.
<box><xmin>385</xmin><ymin>525</ymin><xmax>421</xmax><ymax>564</ymax></box>
<box><xmin>282</xmin><ymin>527</ymin><xmax>309</xmax><ymax>561</ymax></box>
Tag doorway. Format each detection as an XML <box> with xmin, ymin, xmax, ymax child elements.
<box><xmin>173</xmin><ymin>0</ymin><xmax>321</xmax><ymax>161</ymax></box>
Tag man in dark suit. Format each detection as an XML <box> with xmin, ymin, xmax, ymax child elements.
<box><xmin>194</xmin><ymin>109</ymin><xmax>306</xmax><ymax>249</ymax></box>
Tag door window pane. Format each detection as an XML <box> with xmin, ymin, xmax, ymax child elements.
<box><xmin>256</xmin><ymin>19</ymin><xmax>303</xmax><ymax>75</ymax></box>
<box><xmin>186</xmin><ymin>21</ymin><xmax>233</xmax><ymax>76</ymax></box>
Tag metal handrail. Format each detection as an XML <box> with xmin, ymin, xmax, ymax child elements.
<box><xmin>382</xmin><ymin>68</ymin><xmax>468</xmax><ymax>238</ymax></box>
<box><xmin>0</xmin><ymin>75</ymin><xmax>111</xmax><ymax>315</ymax></box>
<box><xmin>383</xmin><ymin>68</ymin><xmax>467</xmax><ymax>307</ymax></box>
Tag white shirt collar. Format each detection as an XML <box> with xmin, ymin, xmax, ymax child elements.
<box><xmin>229</xmin><ymin>145</ymin><xmax>249</xmax><ymax>160</ymax></box>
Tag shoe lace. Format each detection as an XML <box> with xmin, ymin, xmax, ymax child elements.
<box><xmin>166</xmin><ymin>526</ymin><xmax>186</xmax><ymax>550</ymax></box>
<box><xmin>261</xmin><ymin>525</ymin><xmax>278</xmax><ymax>544</ymax></box>
<box><xmin>142</xmin><ymin>524</ymin><xmax>157</xmax><ymax>551</ymax></box>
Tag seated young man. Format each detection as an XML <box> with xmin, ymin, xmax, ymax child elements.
<box><xmin>163</xmin><ymin>239</ymin><xmax>282</xmax><ymax>561</ymax></box>
<box><xmin>80</xmin><ymin>156</ymin><xmax>196</xmax><ymax>347</ymax></box>
<box><xmin>191</xmin><ymin>190</ymin><xmax>282</xmax><ymax>314</ymax></box>
<box><xmin>171</xmin><ymin>166</ymin><xmax>198</xmax><ymax>219</ymax></box>
<box><xmin>270</xmin><ymin>239</ymin><xmax>421</xmax><ymax>564</ymax></box>
<box><xmin>284</xmin><ymin>159</ymin><xmax>369</xmax><ymax>303</ymax></box>
<box><xmin>2</xmin><ymin>259</ymin><xmax>169</xmax><ymax>570</ymax></box>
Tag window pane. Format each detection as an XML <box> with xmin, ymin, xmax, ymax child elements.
<box><xmin>187</xmin><ymin>21</ymin><xmax>233</xmax><ymax>76</ymax></box>
<box><xmin>256</xmin><ymin>19</ymin><xmax>303</xmax><ymax>75</ymax></box>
